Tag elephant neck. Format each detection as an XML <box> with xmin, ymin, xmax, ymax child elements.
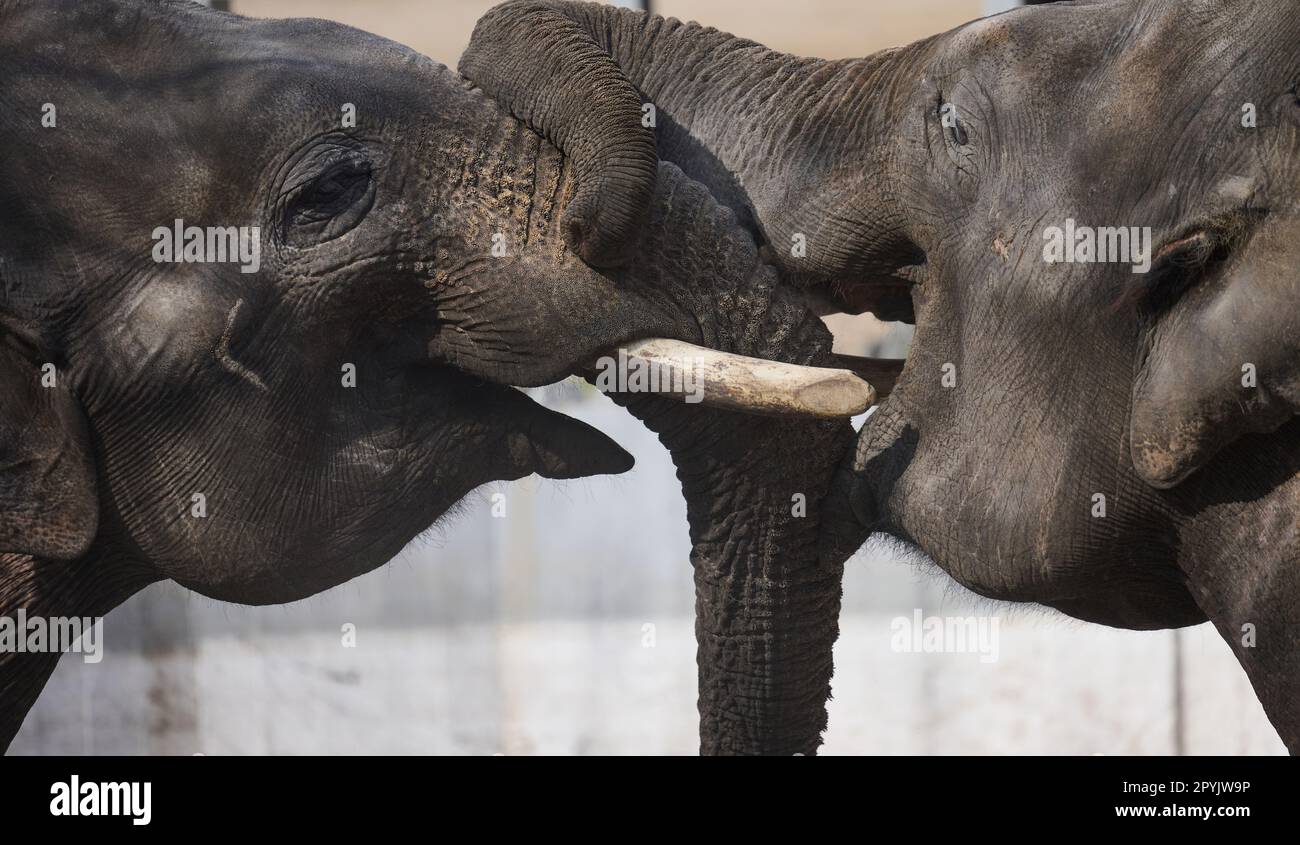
<box><xmin>0</xmin><ymin>549</ymin><xmax>155</xmax><ymax>752</ymax></box>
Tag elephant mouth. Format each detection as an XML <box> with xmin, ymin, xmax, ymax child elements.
<box><xmin>415</xmin><ymin>334</ymin><xmax>886</xmax><ymax>487</ymax></box>
<box><xmin>467</xmin><ymin>337</ymin><xmax>885</xmax><ymax>482</ymax></box>
<box><xmin>483</xmin><ymin>377</ymin><xmax>638</xmax><ymax>480</ymax></box>
<box><xmin>797</xmin><ymin>273</ymin><xmax>913</xmax><ymax>403</ymax></box>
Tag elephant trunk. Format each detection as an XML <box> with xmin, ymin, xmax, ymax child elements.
<box><xmin>460</xmin><ymin>0</ymin><xmax>927</xmax><ymax>285</ymax></box>
<box><xmin>686</xmin><ymin>464</ymin><xmax>844</xmax><ymax>755</ymax></box>
<box><xmin>593</xmin><ymin>163</ymin><xmax>856</xmax><ymax>754</ymax></box>
<box><xmin>618</xmin><ymin>390</ymin><xmax>850</xmax><ymax>755</ymax></box>
<box><xmin>432</xmin><ymin>93</ymin><xmax>863</xmax><ymax>750</ymax></box>
<box><xmin>458</xmin><ymin>0</ymin><xmax>658</xmax><ymax>268</ymax></box>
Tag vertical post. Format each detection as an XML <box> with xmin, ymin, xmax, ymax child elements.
<box><xmin>983</xmin><ymin>0</ymin><xmax>1022</xmax><ymax>14</ymax></box>
<box><xmin>1172</xmin><ymin>628</ymin><xmax>1187</xmax><ymax>755</ymax></box>
<box><xmin>610</xmin><ymin>1</ymin><xmax>650</xmax><ymax>15</ymax></box>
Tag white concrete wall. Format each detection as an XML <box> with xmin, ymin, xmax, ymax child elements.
<box><xmin>12</xmin><ymin>381</ymin><xmax>1286</xmax><ymax>755</ymax></box>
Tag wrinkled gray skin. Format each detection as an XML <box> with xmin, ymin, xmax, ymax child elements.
<box><xmin>0</xmin><ymin>0</ymin><xmax>852</xmax><ymax>753</ymax></box>
<box><xmin>462</xmin><ymin>0</ymin><xmax>1300</xmax><ymax>751</ymax></box>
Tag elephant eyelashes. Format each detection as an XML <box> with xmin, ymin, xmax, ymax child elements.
<box><xmin>283</xmin><ymin>157</ymin><xmax>376</xmax><ymax>247</ymax></box>
<box><xmin>1133</xmin><ymin>230</ymin><xmax>1228</xmax><ymax>317</ymax></box>
<box><xmin>1130</xmin><ymin>209</ymin><xmax>1265</xmax><ymax>317</ymax></box>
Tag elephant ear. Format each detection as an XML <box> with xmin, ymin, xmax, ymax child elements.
<box><xmin>0</xmin><ymin>328</ymin><xmax>99</xmax><ymax>559</ymax></box>
<box><xmin>459</xmin><ymin>0</ymin><xmax>657</xmax><ymax>268</ymax></box>
<box><xmin>1130</xmin><ymin>219</ymin><xmax>1300</xmax><ymax>489</ymax></box>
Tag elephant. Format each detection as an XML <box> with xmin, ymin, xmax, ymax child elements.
<box><xmin>460</xmin><ymin>0</ymin><xmax>1300</xmax><ymax>751</ymax></box>
<box><xmin>0</xmin><ymin>0</ymin><xmax>875</xmax><ymax>753</ymax></box>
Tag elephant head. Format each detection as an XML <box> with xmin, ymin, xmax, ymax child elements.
<box><xmin>0</xmin><ymin>0</ymin><xmax>872</xmax><ymax>751</ymax></box>
<box><xmin>462</xmin><ymin>0</ymin><xmax>1300</xmax><ymax>749</ymax></box>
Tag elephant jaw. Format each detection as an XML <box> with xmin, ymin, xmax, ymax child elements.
<box><xmin>449</xmin><ymin>340</ymin><xmax>882</xmax><ymax>486</ymax></box>
<box><xmin>496</xmin><ymin>386</ymin><xmax>636</xmax><ymax>480</ymax></box>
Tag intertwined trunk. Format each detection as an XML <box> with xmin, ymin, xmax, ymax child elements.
<box><xmin>461</xmin><ymin>0</ymin><xmax>927</xmax><ymax>284</ymax></box>
<box><xmin>686</xmin><ymin>428</ymin><xmax>845</xmax><ymax>754</ymax></box>
<box><xmin>596</xmin><ymin>160</ymin><xmax>856</xmax><ymax>753</ymax></box>
<box><xmin>616</xmin><ymin>390</ymin><xmax>850</xmax><ymax>754</ymax></box>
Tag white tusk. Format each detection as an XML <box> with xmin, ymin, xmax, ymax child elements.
<box><xmin>600</xmin><ymin>338</ymin><xmax>876</xmax><ymax>418</ymax></box>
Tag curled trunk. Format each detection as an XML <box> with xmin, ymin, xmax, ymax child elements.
<box><xmin>461</xmin><ymin>0</ymin><xmax>928</xmax><ymax>293</ymax></box>
<box><xmin>457</xmin><ymin>1</ymin><xmax>657</xmax><ymax>268</ymax></box>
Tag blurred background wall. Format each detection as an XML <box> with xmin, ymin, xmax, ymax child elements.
<box><xmin>12</xmin><ymin>0</ymin><xmax>1284</xmax><ymax>755</ymax></box>
<box><xmin>233</xmin><ymin>0</ymin><xmax>990</xmax><ymax>64</ymax></box>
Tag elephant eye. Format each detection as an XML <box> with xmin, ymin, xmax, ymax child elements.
<box><xmin>1134</xmin><ymin>227</ymin><xmax>1235</xmax><ymax>317</ymax></box>
<box><xmin>1129</xmin><ymin>209</ymin><xmax>1265</xmax><ymax>318</ymax></box>
<box><xmin>1137</xmin><ymin>234</ymin><xmax>1216</xmax><ymax>316</ymax></box>
<box><xmin>283</xmin><ymin>156</ymin><xmax>376</xmax><ymax>247</ymax></box>
<box><xmin>943</xmin><ymin>110</ymin><xmax>969</xmax><ymax>147</ymax></box>
<box><xmin>300</xmin><ymin>165</ymin><xmax>369</xmax><ymax>208</ymax></box>
<box><xmin>934</xmin><ymin>97</ymin><xmax>970</xmax><ymax>148</ymax></box>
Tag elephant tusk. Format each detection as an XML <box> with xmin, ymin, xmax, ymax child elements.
<box><xmin>595</xmin><ymin>338</ymin><xmax>877</xmax><ymax>418</ymax></box>
<box><xmin>829</xmin><ymin>354</ymin><xmax>905</xmax><ymax>401</ymax></box>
